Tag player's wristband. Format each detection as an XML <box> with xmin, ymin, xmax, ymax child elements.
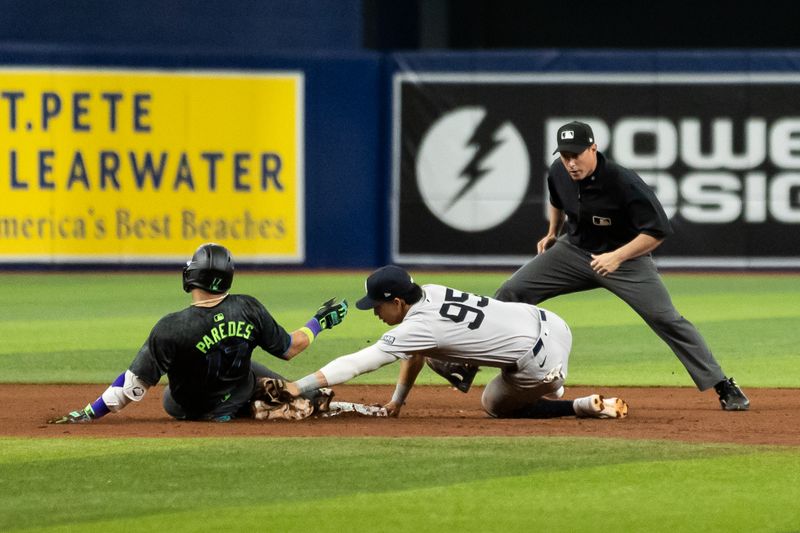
<box><xmin>295</xmin><ymin>373</ymin><xmax>324</xmax><ymax>394</ymax></box>
<box><xmin>391</xmin><ymin>383</ymin><xmax>411</xmax><ymax>405</ymax></box>
<box><xmin>87</xmin><ymin>373</ymin><xmax>125</xmax><ymax>419</ymax></box>
<box><xmin>88</xmin><ymin>397</ymin><xmax>110</xmax><ymax>419</ymax></box>
<box><xmin>300</xmin><ymin>318</ymin><xmax>323</xmax><ymax>343</ymax></box>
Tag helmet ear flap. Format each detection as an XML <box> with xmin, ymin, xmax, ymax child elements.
<box><xmin>182</xmin><ymin>264</ymin><xmax>192</xmax><ymax>293</ymax></box>
<box><xmin>182</xmin><ymin>243</ymin><xmax>234</xmax><ymax>294</ymax></box>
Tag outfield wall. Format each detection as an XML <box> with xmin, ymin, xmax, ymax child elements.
<box><xmin>2</xmin><ymin>49</ymin><xmax>800</xmax><ymax>268</ymax></box>
<box><xmin>389</xmin><ymin>51</ymin><xmax>800</xmax><ymax>269</ymax></box>
<box><xmin>0</xmin><ymin>49</ymin><xmax>384</xmax><ymax>267</ymax></box>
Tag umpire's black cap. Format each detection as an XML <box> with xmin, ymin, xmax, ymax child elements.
<box><xmin>553</xmin><ymin>121</ymin><xmax>595</xmax><ymax>154</ymax></box>
<box><xmin>356</xmin><ymin>265</ymin><xmax>416</xmax><ymax>310</ymax></box>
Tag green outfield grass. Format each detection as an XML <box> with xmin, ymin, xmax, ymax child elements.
<box><xmin>2</xmin><ymin>436</ymin><xmax>799</xmax><ymax>532</ymax></box>
<box><xmin>1</xmin><ymin>271</ymin><xmax>799</xmax><ymax>532</ymax></box>
<box><xmin>1</xmin><ymin>271</ymin><xmax>797</xmax><ymax>387</ymax></box>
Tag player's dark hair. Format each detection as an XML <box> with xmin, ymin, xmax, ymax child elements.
<box><xmin>399</xmin><ymin>284</ymin><xmax>423</xmax><ymax>305</ymax></box>
<box><xmin>182</xmin><ymin>243</ymin><xmax>234</xmax><ymax>294</ymax></box>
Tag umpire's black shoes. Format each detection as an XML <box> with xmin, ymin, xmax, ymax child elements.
<box><xmin>715</xmin><ymin>377</ymin><xmax>750</xmax><ymax>411</ymax></box>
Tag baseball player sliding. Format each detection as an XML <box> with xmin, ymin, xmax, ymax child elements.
<box><xmin>277</xmin><ymin>265</ymin><xmax>628</xmax><ymax>419</ymax></box>
<box><xmin>47</xmin><ymin>243</ymin><xmax>349</xmax><ymax>424</ymax></box>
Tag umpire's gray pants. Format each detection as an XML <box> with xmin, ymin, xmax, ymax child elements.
<box><xmin>494</xmin><ymin>238</ymin><xmax>725</xmax><ymax>390</ymax></box>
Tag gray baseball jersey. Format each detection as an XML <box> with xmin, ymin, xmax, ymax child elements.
<box><xmin>377</xmin><ymin>284</ymin><xmax>544</xmax><ymax>368</ymax></box>
<box><xmin>314</xmin><ymin>283</ymin><xmax>572</xmax><ymax>417</ymax></box>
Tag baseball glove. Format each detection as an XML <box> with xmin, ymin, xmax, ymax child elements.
<box><xmin>252</xmin><ymin>397</ymin><xmax>315</xmax><ymax>420</ymax></box>
<box><xmin>253</xmin><ymin>377</ymin><xmax>292</xmax><ymax>404</ymax></box>
<box><xmin>425</xmin><ymin>358</ymin><xmax>479</xmax><ymax>393</ymax></box>
<box><xmin>251</xmin><ymin>378</ymin><xmax>334</xmax><ymax>421</ymax></box>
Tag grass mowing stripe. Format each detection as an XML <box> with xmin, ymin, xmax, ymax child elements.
<box><xmin>0</xmin><ymin>436</ymin><xmax>753</xmax><ymax>531</ymax></box>
<box><xmin>2</xmin><ymin>273</ymin><xmax>799</xmax><ymax>387</ymax></box>
<box><xmin>10</xmin><ymin>446</ymin><xmax>800</xmax><ymax>533</ymax></box>
<box><xmin>252</xmin><ymin>451</ymin><xmax>799</xmax><ymax>533</ymax></box>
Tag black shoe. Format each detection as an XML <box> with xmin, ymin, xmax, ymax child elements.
<box><xmin>425</xmin><ymin>358</ymin><xmax>479</xmax><ymax>393</ymax></box>
<box><xmin>714</xmin><ymin>377</ymin><xmax>750</xmax><ymax>411</ymax></box>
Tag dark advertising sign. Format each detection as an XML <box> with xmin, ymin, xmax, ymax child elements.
<box><xmin>392</xmin><ymin>73</ymin><xmax>800</xmax><ymax>267</ymax></box>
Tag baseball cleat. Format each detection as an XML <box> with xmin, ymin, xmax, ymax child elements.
<box><xmin>715</xmin><ymin>377</ymin><xmax>750</xmax><ymax>411</ymax></box>
<box><xmin>573</xmin><ymin>394</ymin><xmax>628</xmax><ymax>419</ymax></box>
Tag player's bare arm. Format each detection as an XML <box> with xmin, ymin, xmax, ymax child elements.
<box><xmin>385</xmin><ymin>354</ymin><xmax>426</xmax><ymax>417</ymax></box>
<box><xmin>590</xmin><ymin>233</ymin><xmax>664</xmax><ymax>276</ymax></box>
<box><xmin>283</xmin><ymin>331</ymin><xmax>313</xmax><ymax>360</ymax></box>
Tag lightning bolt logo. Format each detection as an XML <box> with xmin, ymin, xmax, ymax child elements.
<box><xmin>447</xmin><ymin>114</ymin><xmax>505</xmax><ymax>211</ymax></box>
<box><xmin>414</xmin><ymin>106</ymin><xmax>529</xmax><ymax>233</ymax></box>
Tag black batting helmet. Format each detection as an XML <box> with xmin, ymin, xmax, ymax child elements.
<box><xmin>182</xmin><ymin>243</ymin><xmax>234</xmax><ymax>294</ymax></box>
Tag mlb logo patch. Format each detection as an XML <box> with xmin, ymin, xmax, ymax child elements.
<box><xmin>560</xmin><ymin>130</ymin><xmax>575</xmax><ymax>140</ymax></box>
<box><xmin>592</xmin><ymin>216</ymin><xmax>612</xmax><ymax>226</ymax></box>
<box><xmin>380</xmin><ymin>334</ymin><xmax>396</xmax><ymax>345</ymax></box>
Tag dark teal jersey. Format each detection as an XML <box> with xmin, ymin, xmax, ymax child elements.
<box><xmin>130</xmin><ymin>294</ymin><xmax>291</xmax><ymax>416</ymax></box>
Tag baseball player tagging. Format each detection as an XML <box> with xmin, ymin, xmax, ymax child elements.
<box><xmin>282</xmin><ymin>265</ymin><xmax>627</xmax><ymax>419</ymax></box>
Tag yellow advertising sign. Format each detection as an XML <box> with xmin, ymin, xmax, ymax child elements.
<box><xmin>0</xmin><ymin>68</ymin><xmax>303</xmax><ymax>263</ymax></box>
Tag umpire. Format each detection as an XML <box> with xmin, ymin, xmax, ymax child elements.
<box><xmin>494</xmin><ymin>121</ymin><xmax>749</xmax><ymax>411</ymax></box>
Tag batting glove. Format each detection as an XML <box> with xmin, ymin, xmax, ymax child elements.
<box><xmin>47</xmin><ymin>405</ymin><xmax>96</xmax><ymax>424</ymax></box>
<box><xmin>314</xmin><ymin>298</ymin><xmax>348</xmax><ymax>329</ymax></box>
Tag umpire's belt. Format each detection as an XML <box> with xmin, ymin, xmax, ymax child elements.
<box><xmin>511</xmin><ymin>309</ymin><xmax>547</xmax><ymax>371</ymax></box>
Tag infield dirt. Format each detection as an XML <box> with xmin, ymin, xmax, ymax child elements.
<box><xmin>4</xmin><ymin>384</ymin><xmax>797</xmax><ymax>446</ymax></box>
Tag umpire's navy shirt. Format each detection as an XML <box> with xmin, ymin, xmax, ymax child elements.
<box><xmin>547</xmin><ymin>151</ymin><xmax>673</xmax><ymax>254</ymax></box>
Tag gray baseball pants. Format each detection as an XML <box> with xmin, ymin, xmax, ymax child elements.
<box><xmin>481</xmin><ymin>308</ymin><xmax>572</xmax><ymax>418</ymax></box>
<box><xmin>494</xmin><ymin>238</ymin><xmax>725</xmax><ymax>390</ymax></box>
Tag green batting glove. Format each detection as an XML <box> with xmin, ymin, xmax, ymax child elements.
<box><xmin>314</xmin><ymin>298</ymin><xmax>348</xmax><ymax>329</ymax></box>
<box><xmin>47</xmin><ymin>404</ymin><xmax>96</xmax><ymax>424</ymax></box>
